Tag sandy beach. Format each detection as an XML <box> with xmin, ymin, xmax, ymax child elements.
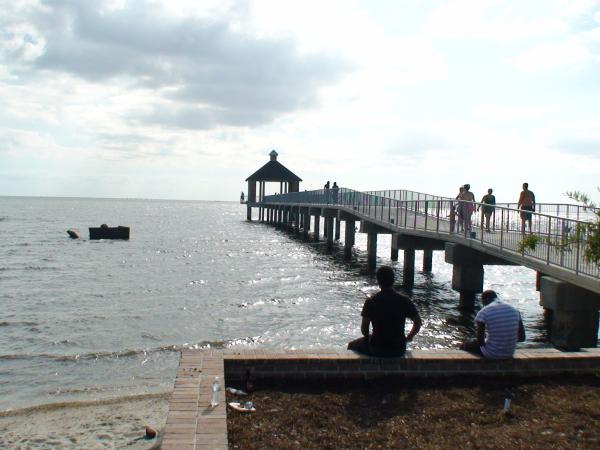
<box><xmin>0</xmin><ymin>392</ymin><xmax>170</xmax><ymax>449</ymax></box>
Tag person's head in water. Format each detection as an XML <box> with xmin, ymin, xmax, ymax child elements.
<box><xmin>481</xmin><ymin>289</ymin><xmax>498</xmax><ymax>306</ymax></box>
<box><xmin>376</xmin><ymin>266</ymin><xmax>395</xmax><ymax>289</ymax></box>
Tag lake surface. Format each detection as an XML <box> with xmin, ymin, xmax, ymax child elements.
<box><xmin>0</xmin><ymin>196</ymin><xmax>558</xmax><ymax>411</ymax></box>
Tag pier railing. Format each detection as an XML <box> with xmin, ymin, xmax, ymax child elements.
<box><xmin>262</xmin><ymin>188</ymin><xmax>599</xmax><ymax>280</ymax></box>
<box><xmin>365</xmin><ymin>189</ymin><xmax>598</xmax><ymax>222</ymax></box>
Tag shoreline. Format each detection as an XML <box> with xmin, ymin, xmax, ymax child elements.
<box><xmin>0</xmin><ymin>392</ymin><xmax>170</xmax><ymax>449</ymax></box>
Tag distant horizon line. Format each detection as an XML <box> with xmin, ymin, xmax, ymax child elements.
<box><xmin>0</xmin><ymin>194</ymin><xmax>239</xmax><ymax>203</ymax></box>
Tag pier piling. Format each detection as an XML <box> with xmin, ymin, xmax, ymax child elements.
<box><xmin>403</xmin><ymin>249</ymin><xmax>415</xmax><ymax>289</ymax></box>
<box><xmin>539</xmin><ymin>276</ymin><xmax>600</xmax><ymax>350</ymax></box>
<box><xmin>313</xmin><ymin>213</ymin><xmax>321</xmax><ymax>242</ymax></box>
<box><xmin>423</xmin><ymin>249</ymin><xmax>433</xmax><ymax>272</ymax></box>
<box><xmin>344</xmin><ymin>220</ymin><xmax>355</xmax><ymax>259</ymax></box>
<box><xmin>391</xmin><ymin>234</ymin><xmax>399</xmax><ymax>261</ymax></box>
<box><xmin>367</xmin><ymin>232</ymin><xmax>377</xmax><ymax>271</ymax></box>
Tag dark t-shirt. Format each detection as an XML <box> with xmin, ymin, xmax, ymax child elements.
<box><xmin>361</xmin><ymin>288</ymin><xmax>419</xmax><ymax>355</ymax></box>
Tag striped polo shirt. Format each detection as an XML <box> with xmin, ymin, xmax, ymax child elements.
<box><xmin>475</xmin><ymin>299</ymin><xmax>521</xmax><ymax>359</ymax></box>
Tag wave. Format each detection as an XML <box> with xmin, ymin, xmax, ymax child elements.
<box><xmin>0</xmin><ymin>391</ymin><xmax>171</xmax><ymax>417</ymax></box>
<box><xmin>0</xmin><ymin>265</ymin><xmax>59</xmax><ymax>271</ymax></box>
<box><xmin>0</xmin><ymin>320</ymin><xmax>38</xmax><ymax>327</ymax></box>
<box><xmin>0</xmin><ymin>339</ymin><xmax>241</xmax><ymax>362</ymax></box>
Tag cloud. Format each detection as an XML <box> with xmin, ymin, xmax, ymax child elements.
<box><xmin>383</xmin><ymin>131</ymin><xmax>454</xmax><ymax>158</ymax></box>
<box><xmin>422</xmin><ymin>1</ymin><xmax>568</xmax><ymax>42</ymax></box>
<box><xmin>551</xmin><ymin>135</ymin><xmax>600</xmax><ymax>155</ymax></box>
<box><xmin>2</xmin><ymin>0</ymin><xmax>351</xmax><ymax>129</ymax></box>
<box><xmin>510</xmin><ymin>39</ymin><xmax>596</xmax><ymax>73</ymax></box>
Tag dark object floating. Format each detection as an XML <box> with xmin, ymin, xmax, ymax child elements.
<box><xmin>89</xmin><ymin>224</ymin><xmax>130</xmax><ymax>240</ymax></box>
<box><xmin>67</xmin><ymin>229</ymin><xmax>79</xmax><ymax>239</ymax></box>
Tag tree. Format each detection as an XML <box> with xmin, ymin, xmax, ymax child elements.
<box><xmin>566</xmin><ymin>188</ymin><xmax>600</xmax><ymax>267</ymax></box>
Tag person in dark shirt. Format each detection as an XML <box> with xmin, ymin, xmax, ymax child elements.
<box><xmin>348</xmin><ymin>266</ymin><xmax>422</xmax><ymax>356</ymax></box>
<box><xmin>478</xmin><ymin>188</ymin><xmax>496</xmax><ymax>232</ymax></box>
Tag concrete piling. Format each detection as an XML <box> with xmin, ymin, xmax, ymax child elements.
<box><xmin>539</xmin><ymin>276</ymin><xmax>600</xmax><ymax>350</ymax></box>
<box><xmin>367</xmin><ymin>232</ymin><xmax>377</xmax><ymax>271</ymax></box>
<box><xmin>403</xmin><ymin>249</ymin><xmax>415</xmax><ymax>289</ymax></box>
<box><xmin>423</xmin><ymin>249</ymin><xmax>433</xmax><ymax>272</ymax></box>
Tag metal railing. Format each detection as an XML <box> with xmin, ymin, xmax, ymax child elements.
<box><xmin>262</xmin><ymin>187</ymin><xmax>599</xmax><ymax>280</ymax></box>
<box><xmin>364</xmin><ymin>189</ymin><xmax>598</xmax><ymax>222</ymax></box>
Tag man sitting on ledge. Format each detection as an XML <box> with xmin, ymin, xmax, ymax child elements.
<box><xmin>348</xmin><ymin>266</ymin><xmax>422</xmax><ymax>357</ymax></box>
<box><xmin>461</xmin><ymin>290</ymin><xmax>526</xmax><ymax>358</ymax></box>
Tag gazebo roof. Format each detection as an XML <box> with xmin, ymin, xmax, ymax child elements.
<box><xmin>245</xmin><ymin>152</ymin><xmax>302</xmax><ymax>182</ymax></box>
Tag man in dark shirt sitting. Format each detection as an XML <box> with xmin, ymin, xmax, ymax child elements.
<box><xmin>348</xmin><ymin>266</ymin><xmax>422</xmax><ymax>356</ymax></box>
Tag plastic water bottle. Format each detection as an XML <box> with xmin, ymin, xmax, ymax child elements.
<box><xmin>503</xmin><ymin>390</ymin><xmax>513</xmax><ymax>414</ymax></box>
<box><xmin>210</xmin><ymin>376</ymin><xmax>221</xmax><ymax>407</ymax></box>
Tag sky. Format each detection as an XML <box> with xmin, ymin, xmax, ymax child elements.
<box><xmin>1</xmin><ymin>0</ymin><xmax>599</xmax><ymax>203</ymax></box>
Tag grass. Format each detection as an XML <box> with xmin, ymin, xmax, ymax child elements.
<box><xmin>227</xmin><ymin>374</ymin><xmax>600</xmax><ymax>449</ymax></box>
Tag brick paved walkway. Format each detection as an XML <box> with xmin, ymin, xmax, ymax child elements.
<box><xmin>161</xmin><ymin>347</ymin><xmax>600</xmax><ymax>449</ymax></box>
<box><xmin>161</xmin><ymin>350</ymin><xmax>227</xmax><ymax>450</ymax></box>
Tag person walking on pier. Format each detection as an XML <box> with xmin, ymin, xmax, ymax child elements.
<box><xmin>478</xmin><ymin>188</ymin><xmax>496</xmax><ymax>232</ymax></box>
<box><xmin>331</xmin><ymin>182</ymin><xmax>339</xmax><ymax>204</ymax></box>
<box><xmin>459</xmin><ymin>184</ymin><xmax>476</xmax><ymax>235</ymax></box>
<box><xmin>324</xmin><ymin>181</ymin><xmax>330</xmax><ymax>204</ymax></box>
<box><xmin>460</xmin><ymin>290</ymin><xmax>525</xmax><ymax>359</ymax></box>
<box><xmin>449</xmin><ymin>204</ymin><xmax>457</xmax><ymax>233</ymax></box>
<box><xmin>518</xmin><ymin>182</ymin><xmax>536</xmax><ymax>235</ymax></box>
<box><xmin>348</xmin><ymin>266</ymin><xmax>422</xmax><ymax>357</ymax></box>
<box><xmin>455</xmin><ymin>186</ymin><xmax>465</xmax><ymax>233</ymax></box>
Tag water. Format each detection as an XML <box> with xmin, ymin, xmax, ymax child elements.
<box><xmin>0</xmin><ymin>197</ymin><xmax>557</xmax><ymax>412</ymax></box>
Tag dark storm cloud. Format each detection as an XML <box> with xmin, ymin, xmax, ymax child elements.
<box><xmin>25</xmin><ymin>0</ymin><xmax>351</xmax><ymax>128</ymax></box>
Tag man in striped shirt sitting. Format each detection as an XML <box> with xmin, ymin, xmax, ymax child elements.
<box><xmin>461</xmin><ymin>290</ymin><xmax>526</xmax><ymax>358</ymax></box>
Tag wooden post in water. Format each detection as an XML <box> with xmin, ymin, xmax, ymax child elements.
<box><xmin>313</xmin><ymin>213</ymin><xmax>321</xmax><ymax>242</ymax></box>
<box><xmin>334</xmin><ymin>217</ymin><xmax>341</xmax><ymax>240</ymax></box>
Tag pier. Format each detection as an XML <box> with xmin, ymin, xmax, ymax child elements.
<box><xmin>247</xmin><ymin>187</ymin><xmax>600</xmax><ymax>350</ymax></box>
<box><xmin>242</xmin><ymin>152</ymin><xmax>599</xmax><ymax>350</ymax></box>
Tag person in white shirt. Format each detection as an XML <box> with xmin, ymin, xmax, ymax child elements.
<box><xmin>461</xmin><ymin>290</ymin><xmax>525</xmax><ymax>358</ymax></box>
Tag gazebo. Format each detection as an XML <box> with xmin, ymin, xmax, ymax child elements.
<box><xmin>245</xmin><ymin>150</ymin><xmax>302</xmax><ymax>220</ymax></box>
